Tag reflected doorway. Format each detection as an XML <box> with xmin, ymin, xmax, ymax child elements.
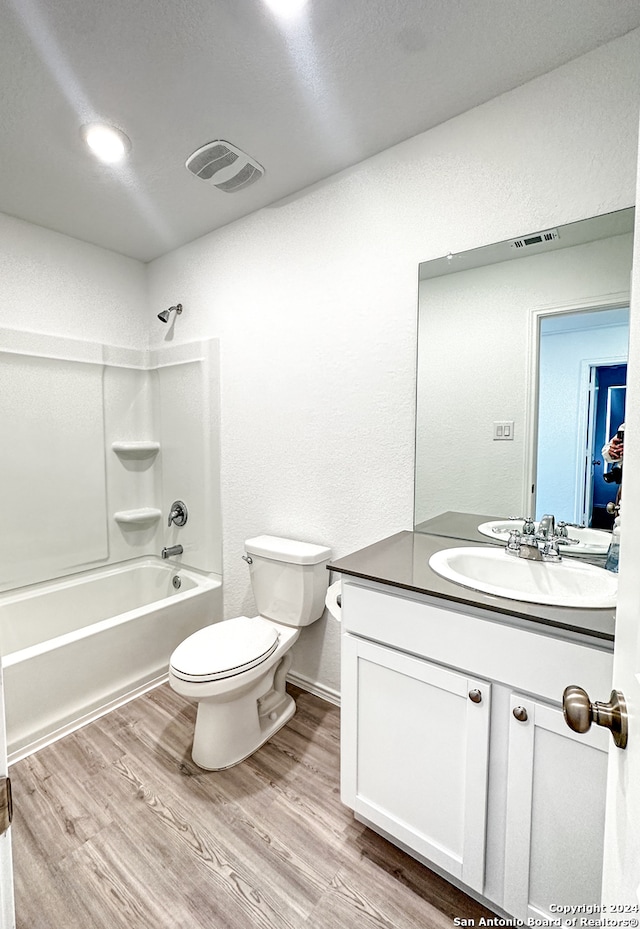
<box><xmin>586</xmin><ymin>364</ymin><xmax>626</xmax><ymax>529</ymax></box>
<box><xmin>534</xmin><ymin>304</ymin><xmax>629</xmax><ymax>526</ymax></box>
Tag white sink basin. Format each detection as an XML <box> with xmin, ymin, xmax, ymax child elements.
<box><xmin>477</xmin><ymin>519</ymin><xmax>611</xmax><ymax>555</ymax></box>
<box><xmin>429</xmin><ymin>546</ymin><xmax>617</xmax><ymax>608</ymax></box>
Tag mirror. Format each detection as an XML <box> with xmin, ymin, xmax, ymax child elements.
<box><xmin>414</xmin><ymin>207</ymin><xmax>634</xmax><ymax>546</ymax></box>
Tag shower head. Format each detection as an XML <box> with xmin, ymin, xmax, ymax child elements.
<box><xmin>158</xmin><ymin>303</ymin><xmax>183</xmax><ymax>323</ymax></box>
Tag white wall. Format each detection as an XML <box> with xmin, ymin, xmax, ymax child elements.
<box><xmin>0</xmin><ymin>212</ymin><xmax>147</xmax><ymax>346</ymax></box>
<box><xmin>147</xmin><ymin>30</ymin><xmax>640</xmax><ymax>696</ymax></box>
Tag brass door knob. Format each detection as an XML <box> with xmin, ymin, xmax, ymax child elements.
<box><xmin>468</xmin><ymin>689</ymin><xmax>482</xmax><ymax>704</ymax></box>
<box><xmin>513</xmin><ymin>706</ymin><xmax>528</xmax><ymax>722</ymax></box>
<box><xmin>563</xmin><ymin>685</ymin><xmax>628</xmax><ymax>749</ymax></box>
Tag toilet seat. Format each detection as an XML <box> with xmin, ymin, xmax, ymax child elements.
<box><xmin>170</xmin><ymin>615</ymin><xmax>279</xmax><ymax>683</ymax></box>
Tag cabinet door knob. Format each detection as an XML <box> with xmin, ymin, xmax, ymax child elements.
<box><xmin>563</xmin><ymin>685</ymin><xmax>628</xmax><ymax>749</ymax></box>
<box><xmin>468</xmin><ymin>689</ymin><xmax>482</xmax><ymax>704</ymax></box>
<box><xmin>513</xmin><ymin>706</ymin><xmax>528</xmax><ymax>722</ymax></box>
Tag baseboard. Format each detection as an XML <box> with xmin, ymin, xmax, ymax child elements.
<box><xmin>8</xmin><ymin>673</ymin><xmax>169</xmax><ymax>766</ymax></box>
<box><xmin>9</xmin><ymin>670</ymin><xmax>339</xmax><ymax>765</ymax></box>
<box><xmin>287</xmin><ymin>670</ymin><xmax>340</xmax><ymax>707</ymax></box>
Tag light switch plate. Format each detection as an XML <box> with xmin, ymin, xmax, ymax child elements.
<box><xmin>493</xmin><ymin>420</ymin><xmax>514</xmax><ymax>440</ymax></box>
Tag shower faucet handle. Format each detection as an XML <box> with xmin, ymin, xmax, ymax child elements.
<box><xmin>168</xmin><ymin>500</ymin><xmax>188</xmax><ymax>528</ymax></box>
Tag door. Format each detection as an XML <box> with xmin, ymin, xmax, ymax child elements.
<box><xmin>0</xmin><ymin>662</ymin><xmax>15</xmax><ymax>928</ymax></box>
<box><xmin>601</xmin><ymin>400</ymin><xmax>640</xmax><ymax>902</ymax></box>
<box><xmin>600</xmin><ymin>470</ymin><xmax>640</xmax><ymax>904</ymax></box>
<box><xmin>599</xmin><ymin>139</ymin><xmax>640</xmax><ymax>903</ymax></box>
<box><xmin>341</xmin><ymin>634</ymin><xmax>491</xmax><ymax>893</ymax></box>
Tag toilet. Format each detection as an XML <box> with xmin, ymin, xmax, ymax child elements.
<box><xmin>169</xmin><ymin>535</ymin><xmax>331</xmax><ymax>770</ymax></box>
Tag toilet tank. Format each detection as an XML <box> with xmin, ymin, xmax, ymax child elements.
<box><xmin>244</xmin><ymin>535</ymin><xmax>331</xmax><ymax>627</ymax></box>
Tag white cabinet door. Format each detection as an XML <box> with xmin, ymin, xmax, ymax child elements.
<box><xmin>503</xmin><ymin>694</ymin><xmax>608</xmax><ymax>921</ymax></box>
<box><xmin>341</xmin><ymin>634</ymin><xmax>491</xmax><ymax>893</ymax></box>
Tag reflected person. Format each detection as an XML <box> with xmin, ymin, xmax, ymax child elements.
<box><xmin>603</xmin><ymin>422</ymin><xmax>624</xmax><ymax>464</ymax></box>
<box><xmin>602</xmin><ymin>423</ymin><xmax>624</xmax><ymax>501</ymax></box>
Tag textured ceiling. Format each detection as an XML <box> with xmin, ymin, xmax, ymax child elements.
<box><xmin>1</xmin><ymin>0</ymin><xmax>640</xmax><ymax>262</ymax></box>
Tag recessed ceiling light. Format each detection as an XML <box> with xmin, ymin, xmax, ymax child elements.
<box><xmin>264</xmin><ymin>0</ymin><xmax>308</xmax><ymax>18</ymax></box>
<box><xmin>81</xmin><ymin>123</ymin><xmax>131</xmax><ymax>164</ymax></box>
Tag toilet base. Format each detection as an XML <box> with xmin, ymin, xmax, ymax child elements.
<box><xmin>190</xmin><ymin>654</ymin><xmax>296</xmax><ymax>770</ymax></box>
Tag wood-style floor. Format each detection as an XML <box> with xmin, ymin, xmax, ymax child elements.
<box><xmin>10</xmin><ymin>684</ymin><xmax>494</xmax><ymax>929</ymax></box>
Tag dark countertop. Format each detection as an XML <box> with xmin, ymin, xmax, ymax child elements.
<box><xmin>328</xmin><ymin>529</ymin><xmax>615</xmax><ymax>643</ymax></box>
<box><xmin>415</xmin><ymin>510</ymin><xmax>504</xmax><ymax>543</ymax></box>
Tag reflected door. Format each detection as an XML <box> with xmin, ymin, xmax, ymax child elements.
<box><xmin>589</xmin><ymin>364</ymin><xmax>626</xmax><ymax>528</ymax></box>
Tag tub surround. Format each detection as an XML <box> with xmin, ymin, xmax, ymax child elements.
<box><xmin>0</xmin><ymin>329</ymin><xmax>221</xmax><ymax>592</ymax></box>
<box><xmin>328</xmin><ymin>529</ymin><xmax>615</xmax><ymax>643</ymax></box>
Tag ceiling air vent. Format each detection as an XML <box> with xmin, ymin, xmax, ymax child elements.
<box><xmin>185</xmin><ymin>140</ymin><xmax>264</xmax><ymax>193</ymax></box>
<box><xmin>510</xmin><ymin>228</ymin><xmax>560</xmax><ymax>250</ymax></box>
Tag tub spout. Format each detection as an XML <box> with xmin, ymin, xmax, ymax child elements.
<box><xmin>162</xmin><ymin>545</ymin><xmax>183</xmax><ymax>559</ymax></box>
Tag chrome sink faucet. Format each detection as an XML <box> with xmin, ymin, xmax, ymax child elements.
<box><xmin>507</xmin><ymin>531</ymin><xmax>543</xmax><ymax>561</ymax></box>
<box><xmin>537</xmin><ymin>514</ymin><xmax>556</xmax><ymax>539</ymax></box>
<box><xmin>506</xmin><ymin>529</ymin><xmax>562</xmax><ymax>563</ymax></box>
<box><xmin>534</xmin><ymin>513</ymin><xmax>579</xmax><ymax>551</ymax></box>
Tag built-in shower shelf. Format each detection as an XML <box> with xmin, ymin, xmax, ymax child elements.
<box><xmin>111</xmin><ymin>441</ymin><xmax>160</xmax><ymax>458</ymax></box>
<box><xmin>114</xmin><ymin>508</ymin><xmax>162</xmax><ymax>525</ymax></box>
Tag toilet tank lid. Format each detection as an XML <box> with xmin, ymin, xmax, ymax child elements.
<box><xmin>245</xmin><ymin>535</ymin><xmax>331</xmax><ymax>565</ymax></box>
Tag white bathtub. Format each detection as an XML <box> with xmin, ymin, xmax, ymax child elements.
<box><xmin>0</xmin><ymin>557</ymin><xmax>221</xmax><ymax>763</ymax></box>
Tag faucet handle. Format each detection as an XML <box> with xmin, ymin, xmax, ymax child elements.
<box><xmin>541</xmin><ymin>537</ymin><xmax>562</xmax><ymax>561</ymax></box>
<box><xmin>505</xmin><ymin>529</ymin><xmax>522</xmax><ymax>555</ymax></box>
<box><xmin>557</xmin><ymin>520</ymin><xmax>585</xmax><ymax>535</ymax></box>
<box><xmin>168</xmin><ymin>500</ymin><xmax>188</xmax><ymax>528</ymax></box>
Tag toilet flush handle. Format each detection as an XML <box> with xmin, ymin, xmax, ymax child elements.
<box><xmin>242</xmin><ymin>554</ymin><xmax>253</xmax><ymax>565</ymax></box>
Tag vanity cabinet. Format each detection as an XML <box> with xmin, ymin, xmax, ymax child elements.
<box><xmin>341</xmin><ymin>634</ymin><xmax>491</xmax><ymax>892</ymax></box>
<box><xmin>340</xmin><ymin>579</ymin><xmax>613</xmax><ymax>918</ymax></box>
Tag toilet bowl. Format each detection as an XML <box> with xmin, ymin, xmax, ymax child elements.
<box><xmin>169</xmin><ymin>535</ymin><xmax>331</xmax><ymax>770</ymax></box>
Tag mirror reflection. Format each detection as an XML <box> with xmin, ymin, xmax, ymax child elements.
<box><xmin>414</xmin><ymin>207</ymin><xmax>634</xmax><ymax>549</ymax></box>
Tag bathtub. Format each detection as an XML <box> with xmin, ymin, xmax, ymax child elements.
<box><xmin>0</xmin><ymin>557</ymin><xmax>221</xmax><ymax>763</ymax></box>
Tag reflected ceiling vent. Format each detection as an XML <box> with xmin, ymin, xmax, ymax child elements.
<box><xmin>510</xmin><ymin>228</ymin><xmax>560</xmax><ymax>250</ymax></box>
<box><xmin>185</xmin><ymin>140</ymin><xmax>264</xmax><ymax>193</ymax></box>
